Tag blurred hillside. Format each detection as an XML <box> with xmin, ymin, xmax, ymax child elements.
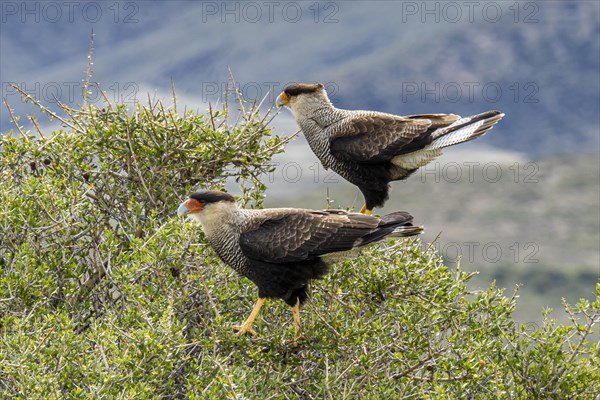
<box><xmin>327</xmin><ymin>2</ymin><xmax>600</xmax><ymax>155</ymax></box>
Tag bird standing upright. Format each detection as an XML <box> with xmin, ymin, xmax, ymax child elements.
<box><xmin>276</xmin><ymin>83</ymin><xmax>504</xmax><ymax>215</ymax></box>
<box><xmin>177</xmin><ymin>190</ymin><xmax>423</xmax><ymax>340</ymax></box>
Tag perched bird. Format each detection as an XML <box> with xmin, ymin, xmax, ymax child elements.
<box><xmin>177</xmin><ymin>190</ymin><xmax>423</xmax><ymax>339</ymax></box>
<box><xmin>276</xmin><ymin>83</ymin><xmax>504</xmax><ymax>215</ymax></box>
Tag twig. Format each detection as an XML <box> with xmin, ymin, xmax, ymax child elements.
<box><xmin>82</xmin><ymin>29</ymin><xmax>95</xmax><ymax>108</ymax></box>
<box><xmin>54</xmin><ymin>97</ymin><xmax>86</xmax><ymax>133</ymax></box>
<box><xmin>97</xmin><ymin>83</ymin><xmax>114</xmax><ymax>111</ymax></box>
<box><xmin>3</xmin><ymin>97</ymin><xmax>27</xmax><ymax>137</ymax></box>
<box><xmin>28</xmin><ymin>115</ymin><xmax>45</xmax><ymax>138</ymax></box>
<box><xmin>124</xmin><ymin>119</ymin><xmax>157</xmax><ymax>207</ymax></box>
<box><xmin>227</xmin><ymin>67</ymin><xmax>246</xmax><ymax>116</ymax></box>
<box><xmin>426</xmin><ymin>231</ymin><xmax>443</xmax><ymax>254</ymax></box>
<box><xmin>325</xmin><ymin>188</ymin><xmax>332</xmax><ymax>210</ymax></box>
<box><xmin>9</xmin><ymin>84</ymin><xmax>82</xmax><ymax>133</ymax></box>
<box><xmin>307</xmin><ymin>299</ymin><xmax>341</xmax><ymax>337</ymax></box>
<box><xmin>171</xmin><ymin>78</ymin><xmax>177</xmax><ymax>114</ymax></box>
<box><xmin>547</xmin><ymin>309</ymin><xmax>597</xmax><ymax>391</ymax></box>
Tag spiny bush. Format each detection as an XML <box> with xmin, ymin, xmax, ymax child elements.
<box><xmin>1</xmin><ymin>84</ymin><xmax>288</xmax><ymax>318</ymax></box>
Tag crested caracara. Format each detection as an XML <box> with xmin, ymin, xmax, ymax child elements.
<box><xmin>177</xmin><ymin>190</ymin><xmax>422</xmax><ymax>340</ymax></box>
<box><xmin>277</xmin><ymin>83</ymin><xmax>504</xmax><ymax>215</ymax></box>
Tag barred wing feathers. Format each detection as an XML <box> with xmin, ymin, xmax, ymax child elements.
<box><xmin>328</xmin><ymin>112</ymin><xmax>502</xmax><ymax>164</ymax></box>
<box><xmin>239</xmin><ymin>209</ymin><xmax>419</xmax><ymax>264</ymax></box>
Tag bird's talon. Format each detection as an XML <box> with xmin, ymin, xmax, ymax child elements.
<box><xmin>292</xmin><ymin>334</ymin><xmax>306</xmax><ymax>347</ymax></box>
<box><xmin>232</xmin><ymin>325</ymin><xmax>257</xmax><ymax>337</ymax></box>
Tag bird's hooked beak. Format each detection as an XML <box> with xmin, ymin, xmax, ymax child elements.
<box><xmin>177</xmin><ymin>198</ymin><xmax>204</xmax><ymax>217</ymax></box>
<box><xmin>276</xmin><ymin>92</ymin><xmax>289</xmax><ymax>107</ymax></box>
<box><xmin>177</xmin><ymin>203</ymin><xmax>189</xmax><ymax>217</ymax></box>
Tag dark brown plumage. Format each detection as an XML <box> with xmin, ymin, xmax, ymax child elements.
<box><xmin>177</xmin><ymin>190</ymin><xmax>422</xmax><ymax>339</ymax></box>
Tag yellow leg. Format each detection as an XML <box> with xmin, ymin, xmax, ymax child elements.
<box><xmin>233</xmin><ymin>297</ymin><xmax>266</xmax><ymax>337</ymax></box>
<box><xmin>292</xmin><ymin>299</ymin><xmax>305</xmax><ymax>346</ymax></box>
<box><xmin>293</xmin><ymin>299</ymin><xmax>301</xmax><ymax>338</ymax></box>
<box><xmin>359</xmin><ymin>204</ymin><xmax>373</xmax><ymax>215</ymax></box>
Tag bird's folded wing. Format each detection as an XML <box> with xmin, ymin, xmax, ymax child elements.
<box><xmin>239</xmin><ymin>210</ymin><xmax>379</xmax><ymax>263</ymax></box>
<box><xmin>404</xmin><ymin>113</ymin><xmax>461</xmax><ymax>128</ymax></box>
<box><xmin>329</xmin><ymin>113</ymin><xmax>460</xmax><ymax>163</ymax></box>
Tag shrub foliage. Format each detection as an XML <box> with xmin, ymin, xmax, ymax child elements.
<box><xmin>1</xmin><ymin>88</ymin><xmax>598</xmax><ymax>399</ymax></box>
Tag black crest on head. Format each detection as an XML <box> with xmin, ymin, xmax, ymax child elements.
<box><xmin>189</xmin><ymin>190</ymin><xmax>235</xmax><ymax>204</ymax></box>
<box><xmin>284</xmin><ymin>83</ymin><xmax>324</xmax><ymax>97</ymax></box>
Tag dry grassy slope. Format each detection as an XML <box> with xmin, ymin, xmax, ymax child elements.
<box><xmin>265</xmin><ymin>153</ymin><xmax>600</xmax><ymax>325</ymax></box>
